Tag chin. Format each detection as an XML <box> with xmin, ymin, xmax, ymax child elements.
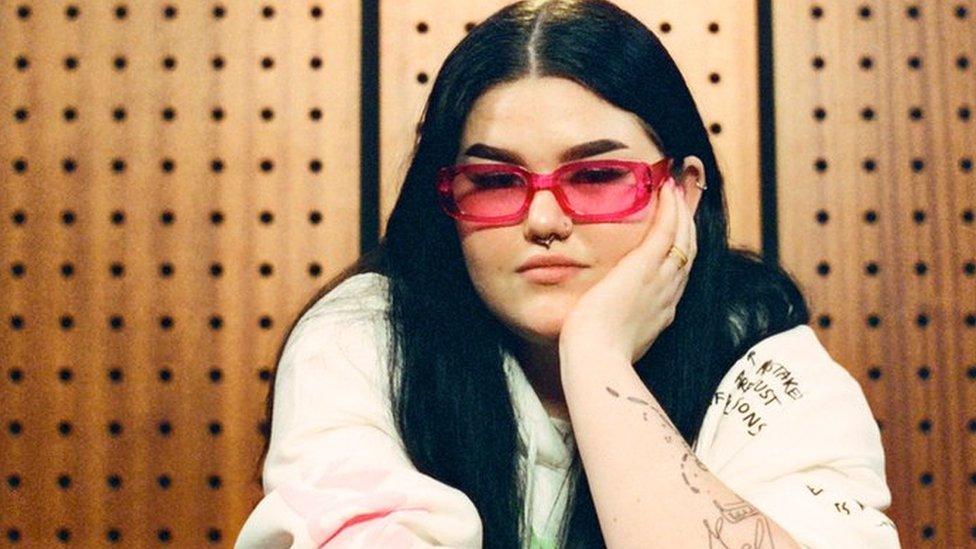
<box><xmin>478</xmin><ymin>283</ymin><xmax>576</xmax><ymax>344</ymax></box>
<box><xmin>511</xmin><ymin>324</ymin><xmax>561</xmax><ymax>345</ymax></box>
<box><xmin>510</xmin><ymin>310</ymin><xmax>566</xmax><ymax>344</ymax></box>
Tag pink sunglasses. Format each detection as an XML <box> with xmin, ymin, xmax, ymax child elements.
<box><xmin>436</xmin><ymin>157</ymin><xmax>673</xmax><ymax>226</ymax></box>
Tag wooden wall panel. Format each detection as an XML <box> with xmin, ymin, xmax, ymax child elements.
<box><xmin>0</xmin><ymin>1</ymin><xmax>361</xmax><ymax>545</ymax></box>
<box><xmin>774</xmin><ymin>2</ymin><xmax>975</xmax><ymax>546</ymax></box>
<box><xmin>379</xmin><ymin>0</ymin><xmax>762</xmax><ymax>251</ymax></box>
<box><xmin>3</xmin><ymin>0</ymin><xmax>972</xmax><ymax>546</ymax></box>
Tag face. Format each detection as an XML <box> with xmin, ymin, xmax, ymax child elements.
<box><xmin>453</xmin><ymin>76</ymin><xmax>703</xmax><ymax>347</ymax></box>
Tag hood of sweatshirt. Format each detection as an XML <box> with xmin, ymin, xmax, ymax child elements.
<box><xmin>501</xmin><ymin>346</ymin><xmax>576</xmax><ymax>544</ymax></box>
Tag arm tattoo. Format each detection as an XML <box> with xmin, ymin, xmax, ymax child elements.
<box><xmin>604</xmin><ymin>384</ymin><xmax>780</xmax><ymax>548</ymax></box>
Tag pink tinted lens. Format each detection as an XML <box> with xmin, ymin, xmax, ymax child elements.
<box><xmin>558</xmin><ymin>163</ymin><xmax>638</xmax><ymax>215</ymax></box>
<box><xmin>448</xmin><ymin>164</ymin><xmax>639</xmax><ymax>218</ymax></box>
<box><xmin>450</xmin><ymin>169</ymin><xmax>527</xmax><ymax>217</ymax></box>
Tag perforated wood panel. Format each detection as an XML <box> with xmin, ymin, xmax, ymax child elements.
<box><xmin>3</xmin><ymin>0</ymin><xmax>972</xmax><ymax>547</ymax></box>
<box><xmin>379</xmin><ymin>0</ymin><xmax>762</xmax><ymax>251</ymax></box>
<box><xmin>0</xmin><ymin>1</ymin><xmax>361</xmax><ymax>545</ymax></box>
<box><xmin>774</xmin><ymin>2</ymin><xmax>975</xmax><ymax>546</ymax></box>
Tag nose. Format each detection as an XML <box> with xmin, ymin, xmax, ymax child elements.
<box><xmin>523</xmin><ymin>188</ymin><xmax>572</xmax><ymax>235</ymax></box>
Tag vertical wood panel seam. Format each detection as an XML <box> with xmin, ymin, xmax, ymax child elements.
<box><xmin>361</xmin><ymin>0</ymin><xmax>380</xmax><ymax>253</ymax></box>
<box><xmin>758</xmin><ymin>0</ymin><xmax>778</xmax><ymax>263</ymax></box>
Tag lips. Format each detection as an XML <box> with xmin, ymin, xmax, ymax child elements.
<box><xmin>519</xmin><ymin>265</ymin><xmax>583</xmax><ymax>284</ymax></box>
<box><xmin>517</xmin><ymin>254</ymin><xmax>586</xmax><ymax>272</ymax></box>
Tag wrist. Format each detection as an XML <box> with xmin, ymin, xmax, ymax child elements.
<box><xmin>558</xmin><ymin>335</ymin><xmax>631</xmax><ymax>383</ymax></box>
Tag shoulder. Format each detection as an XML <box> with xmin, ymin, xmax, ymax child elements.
<box><xmin>694</xmin><ymin>327</ymin><xmax>900</xmax><ymax>547</ymax></box>
<box><xmin>301</xmin><ymin>272</ymin><xmax>390</xmax><ymax>325</ymax></box>
<box><xmin>694</xmin><ymin>324</ymin><xmax>883</xmax><ymax>475</ymax></box>
<box><xmin>709</xmin><ymin>323</ymin><xmax>859</xmax><ymax>419</ymax></box>
<box><xmin>286</xmin><ymin>271</ymin><xmax>391</xmax><ymax>347</ymax></box>
<box><xmin>278</xmin><ymin>272</ymin><xmax>393</xmax><ymax>392</ymax></box>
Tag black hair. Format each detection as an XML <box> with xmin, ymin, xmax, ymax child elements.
<box><xmin>254</xmin><ymin>1</ymin><xmax>810</xmax><ymax>547</ymax></box>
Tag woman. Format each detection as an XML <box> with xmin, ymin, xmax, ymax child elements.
<box><xmin>236</xmin><ymin>1</ymin><xmax>899</xmax><ymax>547</ymax></box>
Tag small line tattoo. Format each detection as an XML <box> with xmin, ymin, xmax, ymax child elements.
<box><xmin>600</xmin><ymin>386</ymin><xmax>782</xmax><ymax>547</ymax></box>
<box><xmin>604</xmin><ymin>384</ymin><xmax>684</xmax><ymax>443</ymax></box>
<box><xmin>703</xmin><ymin>495</ymin><xmax>776</xmax><ymax>548</ymax></box>
<box><xmin>680</xmin><ymin>451</ymin><xmax>710</xmax><ymax>494</ymax></box>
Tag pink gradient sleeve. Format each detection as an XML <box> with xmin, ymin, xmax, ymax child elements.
<box><xmin>234</xmin><ymin>314</ymin><xmax>483</xmax><ymax>548</ymax></box>
<box><xmin>276</xmin><ymin>466</ymin><xmax>441</xmax><ymax>547</ymax></box>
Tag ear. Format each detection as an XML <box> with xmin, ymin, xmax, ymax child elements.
<box><xmin>677</xmin><ymin>156</ymin><xmax>706</xmax><ymax>215</ymax></box>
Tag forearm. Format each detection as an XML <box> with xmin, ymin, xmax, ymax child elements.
<box><xmin>560</xmin><ymin>345</ymin><xmax>803</xmax><ymax>549</ymax></box>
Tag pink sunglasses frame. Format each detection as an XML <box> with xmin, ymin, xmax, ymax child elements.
<box><xmin>435</xmin><ymin>156</ymin><xmax>674</xmax><ymax>225</ymax></box>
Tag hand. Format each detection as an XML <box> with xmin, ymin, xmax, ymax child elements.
<box><xmin>559</xmin><ymin>176</ymin><xmax>698</xmax><ymax>365</ymax></box>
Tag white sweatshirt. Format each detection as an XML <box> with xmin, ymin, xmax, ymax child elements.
<box><xmin>235</xmin><ymin>272</ymin><xmax>901</xmax><ymax>549</ymax></box>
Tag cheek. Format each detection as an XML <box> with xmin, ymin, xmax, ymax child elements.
<box><xmin>590</xmin><ymin>200</ymin><xmax>657</xmax><ymax>262</ymax></box>
<box><xmin>457</xmin><ymin>224</ymin><xmax>517</xmax><ymax>301</ymax></box>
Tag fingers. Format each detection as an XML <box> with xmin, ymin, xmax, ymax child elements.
<box><xmin>661</xmin><ymin>179</ymin><xmax>685</xmax><ymax>270</ymax></box>
<box><xmin>662</xmin><ymin>181</ymin><xmax>694</xmax><ymax>277</ymax></box>
<box><xmin>643</xmin><ymin>176</ymin><xmax>681</xmax><ymax>264</ymax></box>
<box><xmin>683</xmin><ymin>183</ymin><xmax>698</xmax><ymax>256</ymax></box>
<box><xmin>677</xmin><ymin>183</ymin><xmax>697</xmax><ymax>257</ymax></box>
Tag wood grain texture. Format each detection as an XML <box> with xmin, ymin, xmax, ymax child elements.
<box><xmin>774</xmin><ymin>2</ymin><xmax>975</xmax><ymax>546</ymax></box>
<box><xmin>0</xmin><ymin>0</ymin><xmax>360</xmax><ymax>544</ymax></box>
<box><xmin>2</xmin><ymin>0</ymin><xmax>971</xmax><ymax>546</ymax></box>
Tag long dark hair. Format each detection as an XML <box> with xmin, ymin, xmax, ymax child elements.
<box><xmin>253</xmin><ymin>1</ymin><xmax>810</xmax><ymax>547</ymax></box>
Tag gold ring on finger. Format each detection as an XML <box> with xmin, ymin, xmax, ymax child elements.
<box><xmin>667</xmin><ymin>245</ymin><xmax>689</xmax><ymax>269</ymax></box>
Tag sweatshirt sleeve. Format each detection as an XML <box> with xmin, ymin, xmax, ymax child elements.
<box><xmin>234</xmin><ymin>312</ymin><xmax>483</xmax><ymax>549</ymax></box>
<box><xmin>692</xmin><ymin>325</ymin><xmax>901</xmax><ymax>549</ymax></box>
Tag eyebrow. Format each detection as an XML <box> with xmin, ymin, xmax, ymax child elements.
<box><xmin>461</xmin><ymin>139</ymin><xmax>629</xmax><ymax>165</ymax></box>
